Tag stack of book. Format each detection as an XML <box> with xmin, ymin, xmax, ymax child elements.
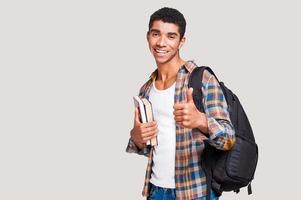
<box><xmin>133</xmin><ymin>96</ymin><xmax>157</xmax><ymax>146</ymax></box>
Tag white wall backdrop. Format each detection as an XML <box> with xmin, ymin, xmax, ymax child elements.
<box><xmin>1</xmin><ymin>0</ymin><xmax>300</xmax><ymax>199</ymax></box>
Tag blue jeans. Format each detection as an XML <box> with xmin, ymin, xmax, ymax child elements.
<box><xmin>147</xmin><ymin>183</ymin><xmax>219</xmax><ymax>200</ymax></box>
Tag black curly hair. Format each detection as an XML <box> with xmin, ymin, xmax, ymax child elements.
<box><xmin>148</xmin><ymin>7</ymin><xmax>186</xmax><ymax>39</ymax></box>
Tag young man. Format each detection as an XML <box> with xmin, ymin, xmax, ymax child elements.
<box><xmin>126</xmin><ymin>7</ymin><xmax>235</xmax><ymax>200</ymax></box>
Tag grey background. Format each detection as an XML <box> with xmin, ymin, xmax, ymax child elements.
<box><xmin>0</xmin><ymin>0</ymin><xmax>300</xmax><ymax>199</ymax></box>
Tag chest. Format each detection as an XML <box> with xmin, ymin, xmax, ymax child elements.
<box><xmin>149</xmin><ymin>84</ymin><xmax>175</xmax><ymax>119</ymax></box>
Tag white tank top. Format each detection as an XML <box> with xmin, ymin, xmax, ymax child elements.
<box><xmin>149</xmin><ymin>81</ymin><xmax>176</xmax><ymax>188</ymax></box>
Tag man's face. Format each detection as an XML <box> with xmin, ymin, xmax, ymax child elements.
<box><xmin>147</xmin><ymin>20</ymin><xmax>185</xmax><ymax>65</ymax></box>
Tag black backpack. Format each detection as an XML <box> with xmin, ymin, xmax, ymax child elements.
<box><xmin>188</xmin><ymin>66</ymin><xmax>258</xmax><ymax>200</ymax></box>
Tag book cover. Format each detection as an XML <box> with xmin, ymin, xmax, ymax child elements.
<box><xmin>141</xmin><ymin>98</ymin><xmax>157</xmax><ymax>146</ymax></box>
<box><xmin>133</xmin><ymin>96</ymin><xmax>150</xmax><ymax>145</ymax></box>
<box><xmin>133</xmin><ymin>96</ymin><xmax>157</xmax><ymax>146</ymax></box>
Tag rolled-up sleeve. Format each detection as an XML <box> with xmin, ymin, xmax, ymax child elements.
<box><xmin>203</xmin><ymin>72</ymin><xmax>236</xmax><ymax>150</ymax></box>
<box><xmin>126</xmin><ymin>138</ymin><xmax>151</xmax><ymax>157</ymax></box>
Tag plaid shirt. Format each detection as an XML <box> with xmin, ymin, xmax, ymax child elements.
<box><xmin>126</xmin><ymin>60</ymin><xmax>235</xmax><ymax>200</ymax></box>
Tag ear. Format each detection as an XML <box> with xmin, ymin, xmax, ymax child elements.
<box><xmin>178</xmin><ymin>36</ymin><xmax>186</xmax><ymax>49</ymax></box>
<box><xmin>146</xmin><ymin>31</ymin><xmax>150</xmax><ymax>41</ymax></box>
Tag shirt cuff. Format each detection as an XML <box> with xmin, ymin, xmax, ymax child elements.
<box><xmin>126</xmin><ymin>138</ymin><xmax>150</xmax><ymax>156</ymax></box>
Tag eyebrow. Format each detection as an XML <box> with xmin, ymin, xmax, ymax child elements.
<box><xmin>167</xmin><ymin>32</ymin><xmax>178</xmax><ymax>37</ymax></box>
<box><xmin>149</xmin><ymin>29</ymin><xmax>179</xmax><ymax>36</ymax></box>
<box><xmin>149</xmin><ymin>29</ymin><xmax>160</xmax><ymax>33</ymax></box>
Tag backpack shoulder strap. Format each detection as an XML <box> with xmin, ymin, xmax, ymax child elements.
<box><xmin>189</xmin><ymin>66</ymin><xmax>204</xmax><ymax>112</ymax></box>
<box><xmin>194</xmin><ymin>66</ymin><xmax>228</xmax><ymax>106</ymax></box>
<box><xmin>188</xmin><ymin>66</ymin><xmax>218</xmax><ymax>112</ymax></box>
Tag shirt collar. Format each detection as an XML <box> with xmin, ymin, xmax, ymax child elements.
<box><xmin>149</xmin><ymin>60</ymin><xmax>196</xmax><ymax>81</ymax></box>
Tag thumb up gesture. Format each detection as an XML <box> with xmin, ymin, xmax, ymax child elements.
<box><xmin>173</xmin><ymin>88</ymin><xmax>208</xmax><ymax>132</ymax></box>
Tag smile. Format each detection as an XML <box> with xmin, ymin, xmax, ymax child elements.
<box><xmin>154</xmin><ymin>49</ymin><xmax>168</xmax><ymax>54</ymax></box>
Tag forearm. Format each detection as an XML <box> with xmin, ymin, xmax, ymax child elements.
<box><xmin>125</xmin><ymin>129</ymin><xmax>150</xmax><ymax>156</ymax></box>
<box><xmin>130</xmin><ymin>129</ymin><xmax>145</xmax><ymax>150</ymax></box>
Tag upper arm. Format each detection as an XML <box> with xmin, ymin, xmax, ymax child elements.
<box><xmin>202</xmin><ymin>70</ymin><xmax>235</xmax><ymax>150</ymax></box>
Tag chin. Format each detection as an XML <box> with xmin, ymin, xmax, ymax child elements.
<box><xmin>154</xmin><ymin>57</ymin><xmax>170</xmax><ymax>65</ymax></box>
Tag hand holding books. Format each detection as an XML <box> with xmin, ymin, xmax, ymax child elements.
<box><xmin>132</xmin><ymin>96</ymin><xmax>158</xmax><ymax>147</ymax></box>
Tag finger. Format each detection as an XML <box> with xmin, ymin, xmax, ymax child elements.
<box><xmin>174</xmin><ymin>115</ymin><xmax>187</xmax><ymax>122</ymax></box>
<box><xmin>173</xmin><ymin>109</ymin><xmax>188</xmax><ymax>116</ymax></box>
<box><xmin>142</xmin><ymin>129</ymin><xmax>158</xmax><ymax>137</ymax></box>
<box><xmin>142</xmin><ymin>133</ymin><xmax>158</xmax><ymax>142</ymax></box>
<box><xmin>141</xmin><ymin>121</ymin><xmax>157</xmax><ymax>128</ymax></box>
<box><xmin>141</xmin><ymin>125</ymin><xmax>158</xmax><ymax>134</ymax></box>
<box><xmin>175</xmin><ymin>115</ymin><xmax>190</xmax><ymax>122</ymax></box>
<box><xmin>173</xmin><ymin>103</ymin><xmax>186</xmax><ymax>110</ymax></box>
<box><xmin>186</xmin><ymin>87</ymin><xmax>194</xmax><ymax>103</ymax></box>
<box><xmin>182</xmin><ymin>120</ymin><xmax>190</xmax><ymax>127</ymax></box>
<box><xmin>142</xmin><ymin>131</ymin><xmax>158</xmax><ymax>142</ymax></box>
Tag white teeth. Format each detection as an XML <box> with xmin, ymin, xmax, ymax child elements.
<box><xmin>155</xmin><ymin>49</ymin><xmax>168</xmax><ymax>54</ymax></box>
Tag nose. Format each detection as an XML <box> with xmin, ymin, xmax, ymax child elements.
<box><xmin>156</xmin><ymin>36</ymin><xmax>166</xmax><ymax>47</ymax></box>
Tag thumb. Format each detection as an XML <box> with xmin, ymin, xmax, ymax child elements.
<box><xmin>134</xmin><ymin>107</ymin><xmax>141</xmax><ymax>124</ymax></box>
<box><xmin>186</xmin><ymin>87</ymin><xmax>194</xmax><ymax>103</ymax></box>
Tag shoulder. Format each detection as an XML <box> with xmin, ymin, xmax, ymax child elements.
<box><xmin>201</xmin><ymin>68</ymin><xmax>219</xmax><ymax>87</ymax></box>
<box><xmin>137</xmin><ymin>69</ymin><xmax>157</xmax><ymax>95</ymax></box>
<box><xmin>138</xmin><ymin>78</ymin><xmax>153</xmax><ymax>96</ymax></box>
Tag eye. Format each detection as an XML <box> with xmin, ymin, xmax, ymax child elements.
<box><xmin>168</xmin><ymin>35</ymin><xmax>176</xmax><ymax>39</ymax></box>
<box><xmin>152</xmin><ymin>32</ymin><xmax>159</xmax><ymax>37</ymax></box>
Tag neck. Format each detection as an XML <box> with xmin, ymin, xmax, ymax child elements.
<box><xmin>156</xmin><ymin>57</ymin><xmax>186</xmax><ymax>82</ymax></box>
